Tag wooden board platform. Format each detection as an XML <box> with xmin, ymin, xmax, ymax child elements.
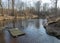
<box><xmin>8</xmin><ymin>28</ymin><xmax>25</xmax><ymax>38</ymax></box>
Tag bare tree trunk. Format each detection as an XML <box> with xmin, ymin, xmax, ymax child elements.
<box><xmin>55</xmin><ymin>0</ymin><xmax>57</xmax><ymax>16</ymax></box>
<box><xmin>0</xmin><ymin>0</ymin><xmax>1</xmax><ymax>9</ymax></box>
<box><xmin>0</xmin><ymin>0</ymin><xmax>3</xmax><ymax>16</ymax></box>
<box><xmin>8</xmin><ymin>0</ymin><xmax>9</xmax><ymax>15</ymax></box>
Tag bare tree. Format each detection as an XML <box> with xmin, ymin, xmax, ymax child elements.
<box><xmin>34</xmin><ymin>1</ymin><xmax>41</xmax><ymax>19</ymax></box>
<box><xmin>8</xmin><ymin>0</ymin><xmax>10</xmax><ymax>15</ymax></box>
<box><xmin>0</xmin><ymin>0</ymin><xmax>2</xmax><ymax>9</ymax></box>
<box><xmin>43</xmin><ymin>3</ymin><xmax>49</xmax><ymax>12</ymax></box>
<box><xmin>0</xmin><ymin>0</ymin><xmax>3</xmax><ymax>16</ymax></box>
<box><xmin>0</xmin><ymin>0</ymin><xmax>1</xmax><ymax>7</ymax></box>
<box><xmin>50</xmin><ymin>0</ymin><xmax>58</xmax><ymax>16</ymax></box>
<box><xmin>55</xmin><ymin>0</ymin><xmax>58</xmax><ymax>16</ymax></box>
<box><xmin>12</xmin><ymin>0</ymin><xmax>14</xmax><ymax>16</ymax></box>
<box><xmin>15</xmin><ymin>0</ymin><xmax>25</xmax><ymax>11</ymax></box>
<box><xmin>43</xmin><ymin>3</ymin><xmax>49</xmax><ymax>17</ymax></box>
<box><xmin>0</xmin><ymin>0</ymin><xmax>1</xmax><ymax>14</ymax></box>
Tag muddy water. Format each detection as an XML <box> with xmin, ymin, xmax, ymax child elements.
<box><xmin>0</xmin><ymin>19</ymin><xmax>60</xmax><ymax>43</ymax></box>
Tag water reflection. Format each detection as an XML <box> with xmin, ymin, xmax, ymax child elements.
<box><xmin>0</xmin><ymin>19</ymin><xmax>60</xmax><ymax>43</ymax></box>
<box><xmin>35</xmin><ymin>19</ymin><xmax>40</xmax><ymax>28</ymax></box>
<box><xmin>4</xmin><ymin>30</ymin><xmax>11</xmax><ymax>43</ymax></box>
<box><xmin>19</xmin><ymin>19</ymin><xmax>60</xmax><ymax>43</ymax></box>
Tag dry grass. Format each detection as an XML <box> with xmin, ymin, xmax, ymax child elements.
<box><xmin>47</xmin><ymin>16</ymin><xmax>60</xmax><ymax>24</ymax></box>
<box><xmin>0</xmin><ymin>15</ymin><xmax>38</xmax><ymax>20</ymax></box>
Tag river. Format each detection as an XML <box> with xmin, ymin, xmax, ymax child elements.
<box><xmin>0</xmin><ymin>19</ymin><xmax>60</xmax><ymax>43</ymax></box>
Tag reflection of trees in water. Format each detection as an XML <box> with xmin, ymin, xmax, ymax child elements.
<box><xmin>42</xmin><ymin>19</ymin><xmax>47</xmax><ymax>26</ymax></box>
<box><xmin>0</xmin><ymin>19</ymin><xmax>45</xmax><ymax>29</ymax></box>
<box><xmin>0</xmin><ymin>20</ymin><xmax>3</xmax><ymax>27</ymax></box>
<box><xmin>0</xmin><ymin>19</ymin><xmax>6</xmax><ymax>27</ymax></box>
<box><xmin>0</xmin><ymin>19</ymin><xmax>29</xmax><ymax>29</ymax></box>
<box><xmin>22</xmin><ymin>19</ymin><xmax>28</xmax><ymax>29</ymax></box>
<box><xmin>0</xmin><ymin>31</ymin><xmax>5</xmax><ymax>43</ymax></box>
<box><xmin>0</xmin><ymin>19</ymin><xmax>12</xmax><ymax>27</ymax></box>
<box><xmin>12</xmin><ymin>18</ymin><xmax>16</xmax><ymax>28</ymax></box>
<box><xmin>2</xmin><ymin>20</ymin><xmax>4</xmax><ymax>27</ymax></box>
<box><xmin>17</xmin><ymin>19</ymin><xmax>22</xmax><ymax>28</ymax></box>
<box><xmin>18</xmin><ymin>19</ymin><xmax>28</xmax><ymax>29</ymax></box>
<box><xmin>35</xmin><ymin>19</ymin><xmax>40</xmax><ymax>29</ymax></box>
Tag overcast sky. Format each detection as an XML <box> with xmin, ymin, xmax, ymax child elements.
<box><xmin>2</xmin><ymin>0</ymin><xmax>60</xmax><ymax>8</ymax></box>
<box><xmin>21</xmin><ymin>0</ymin><xmax>60</xmax><ymax>7</ymax></box>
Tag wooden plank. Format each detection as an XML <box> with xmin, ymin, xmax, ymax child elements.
<box><xmin>8</xmin><ymin>28</ymin><xmax>25</xmax><ymax>38</ymax></box>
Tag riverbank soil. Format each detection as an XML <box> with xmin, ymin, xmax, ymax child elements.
<box><xmin>44</xmin><ymin>20</ymin><xmax>60</xmax><ymax>39</ymax></box>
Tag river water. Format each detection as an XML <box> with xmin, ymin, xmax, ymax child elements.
<box><xmin>0</xmin><ymin>19</ymin><xmax>60</xmax><ymax>43</ymax></box>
